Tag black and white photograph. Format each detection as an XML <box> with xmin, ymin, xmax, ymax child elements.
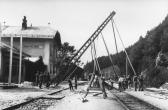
<box><xmin>0</xmin><ymin>0</ymin><xmax>168</xmax><ymax>110</ymax></box>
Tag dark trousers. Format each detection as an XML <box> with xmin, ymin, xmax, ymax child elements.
<box><xmin>69</xmin><ymin>84</ymin><xmax>73</xmax><ymax>90</ymax></box>
<box><xmin>134</xmin><ymin>82</ymin><xmax>138</xmax><ymax>91</ymax></box>
<box><xmin>39</xmin><ymin>81</ymin><xmax>43</xmax><ymax>89</ymax></box>
<box><xmin>139</xmin><ymin>83</ymin><xmax>143</xmax><ymax>91</ymax></box>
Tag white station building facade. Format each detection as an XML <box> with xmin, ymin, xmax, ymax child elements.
<box><xmin>1</xmin><ymin>25</ymin><xmax>57</xmax><ymax>74</ymax></box>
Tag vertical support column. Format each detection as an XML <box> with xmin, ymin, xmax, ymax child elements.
<box><xmin>8</xmin><ymin>35</ymin><xmax>13</xmax><ymax>85</ymax></box>
<box><xmin>0</xmin><ymin>23</ymin><xmax>2</xmax><ymax>77</ymax></box>
<box><xmin>18</xmin><ymin>35</ymin><xmax>23</xmax><ymax>84</ymax></box>
<box><xmin>126</xmin><ymin>55</ymin><xmax>128</xmax><ymax>77</ymax></box>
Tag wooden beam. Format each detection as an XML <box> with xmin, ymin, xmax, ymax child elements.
<box><xmin>0</xmin><ymin>23</ymin><xmax>2</xmax><ymax>76</ymax></box>
<box><xmin>126</xmin><ymin>56</ymin><xmax>128</xmax><ymax>77</ymax></box>
<box><xmin>18</xmin><ymin>35</ymin><xmax>23</xmax><ymax>84</ymax></box>
<box><xmin>8</xmin><ymin>35</ymin><xmax>13</xmax><ymax>85</ymax></box>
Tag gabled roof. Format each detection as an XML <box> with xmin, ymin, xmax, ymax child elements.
<box><xmin>2</xmin><ymin>26</ymin><xmax>56</xmax><ymax>39</ymax></box>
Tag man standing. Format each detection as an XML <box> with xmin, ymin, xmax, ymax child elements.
<box><xmin>133</xmin><ymin>75</ymin><xmax>138</xmax><ymax>91</ymax></box>
<box><xmin>138</xmin><ymin>74</ymin><xmax>144</xmax><ymax>91</ymax></box>
<box><xmin>46</xmin><ymin>72</ymin><xmax>51</xmax><ymax>88</ymax></box>
<box><xmin>68</xmin><ymin>79</ymin><xmax>73</xmax><ymax>91</ymax></box>
<box><xmin>126</xmin><ymin>75</ymin><xmax>132</xmax><ymax>89</ymax></box>
<box><xmin>118</xmin><ymin>76</ymin><xmax>124</xmax><ymax>92</ymax></box>
<box><xmin>35</xmin><ymin>71</ymin><xmax>39</xmax><ymax>86</ymax></box>
<box><xmin>101</xmin><ymin>77</ymin><xmax>107</xmax><ymax>98</ymax></box>
<box><xmin>74</xmin><ymin>75</ymin><xmax>77</xmax><ymax>89</ymax></box>
<box><xmin>39</xmin><ymin>72</ymin><xmax>43</xmax><ymax>89</ymax></box>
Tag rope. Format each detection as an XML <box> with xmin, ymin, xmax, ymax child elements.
<box><xmin>100</xmin><ymin>32</ymin><xmax>119</xmax><ymax>77</ymax></box>
<box><xmin>112</xmin><ymin>19</ymin><xmax>137</xmax><ymax>75</ymax></box>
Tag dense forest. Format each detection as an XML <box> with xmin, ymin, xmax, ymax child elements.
<box><xmin>84</xmin><ymin>14</ymin><xmax>168</xmax><ymax>87</ymax></box>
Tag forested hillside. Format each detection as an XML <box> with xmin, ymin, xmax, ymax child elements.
<box><xmin>84</xmin><ymin>14</ymin><xmax>168</xmax><ymax>87</ymax></box>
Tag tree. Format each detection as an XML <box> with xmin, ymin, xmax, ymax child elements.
<box><xmin>84</xmin><ymin>14</ymin><xmax>168</xmax><ymax>87</ymax></box>
<box><xmin>54</xmin><ymin>42</ymin><xmax>83</xmax><ymax>84</ymax></box>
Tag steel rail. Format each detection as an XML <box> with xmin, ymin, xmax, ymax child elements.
<box><xmin>3</xmin><ymin>82</ymin><xmax>87</xmax><ymax>110</ymax></box>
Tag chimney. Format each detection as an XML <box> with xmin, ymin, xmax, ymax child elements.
<box><xmin>22</xmin><ymin>16</ymin><xmax>27</xmax><ymax>30</ymax></box>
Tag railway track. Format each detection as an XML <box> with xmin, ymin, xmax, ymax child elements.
<box><xmin>3</xmin><ymin>82</ymin><xmax>87</xmax><ymax>110</ymax></box>
<box><xmin>109</xmin><ymin>88</ymin><xmax>161</xmax><ymax>110</ymax></box>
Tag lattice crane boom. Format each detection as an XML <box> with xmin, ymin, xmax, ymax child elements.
<box><xmin>59</xmin><ymin>11</ymin><xmax>116</xmax><ymax>83</ymax></box>
<box><xmin>70</xmin><ymin>11</ymin><xmax>116</xmax><ymax>65</ymax></box>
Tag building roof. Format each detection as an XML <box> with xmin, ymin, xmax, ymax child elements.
<box><xmin>1</xmin><ymin>26</ymin><xmax>56</xmax><ymax>39</ymax></box>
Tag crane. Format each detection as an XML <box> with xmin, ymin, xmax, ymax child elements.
<box><xmin>57</xmin><ymin>11</ymin><xmax>116</xmax><ymax>84</ymax></box>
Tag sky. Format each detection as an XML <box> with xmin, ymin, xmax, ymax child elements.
<box><xmin>0</xmin><ymin>0</ymin><xmax>168</xmax><ymax>64</ymax></box>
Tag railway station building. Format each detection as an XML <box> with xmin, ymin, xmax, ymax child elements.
<box><xmin>0</xmin><ymin>17</ymin><xmax>60</xmax><ymax>83</ymax></box>
<box><xmin>0</xmin><ymin>42</ymin><xmax>30</xmax><ymax>83</ymax></box>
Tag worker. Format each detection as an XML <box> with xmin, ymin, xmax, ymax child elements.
<box><xmin>35</xmin><ymin>71</ymin><xmax>39</xmax><ymax>86</ymax></box>
<box><xmin>126</xmin><ymin>75</ymin><xmax>132</xmax><ymax>89</ymax></box>
<box><xmin>110</xmin><ymin>78</ymin><xmax>114</xmax><ymax>89</ymax></box>
<box><xmin>138</xmin><ymin>74</ymin><xmax>144</xmax><ymax>91</ymax></box>
<box><xmin>101</xmin><ymin>77</ymin><xmax>107</xmax><ymax>98</ymax></box>
<box><xmin>118</xmin><ymin>76</ymin><xmax>124</xmax><ymax>92</ymax></box>
<box><xmin>133</xmin><ymin>75</ymin><xmax>138</xmax><ymax>91</ymax></box>
<box><xmin>46</xmin><ymin>72</ymin><xmax>51</xmax><ymax>88</ymax></box>
<box><xmin>75</xmin><ymin>76</ymin><xmax>77</xmax><ymax>89</ymax></box>
<box><xmin>68</xmin><ymin>79</ymin><xmax>73</xmax><ymax>91</ymax></box>
<box><xmin>39</xmin><ymin>72</ymin><xmax>44</xmax><ymax>89</ymax></box>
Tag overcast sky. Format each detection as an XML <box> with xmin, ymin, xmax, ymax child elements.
<box><xmin>0</xmin><ymin>0</ymin><xmax>168</xmax><ymax>64</ymax></box>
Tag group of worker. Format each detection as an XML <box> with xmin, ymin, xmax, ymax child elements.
<box><xmin>35</xmin><ymin>71</ymin><xmax>51</xmax><ymax>89</ymax></box>
<box><xmin>118</xmin><ymin>74</ymin><xmax>144</xmax><ymax>92</ymax></box>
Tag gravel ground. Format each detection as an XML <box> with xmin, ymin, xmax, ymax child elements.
<box><xmin>15</xmin><ymin>98</ymin><xmax>59</xmax><ymax>110</ymax></box>
<box><xmin>0</xmin><ymin>84</ymin><xmax>66</xmax><ymax>109</ymax></box>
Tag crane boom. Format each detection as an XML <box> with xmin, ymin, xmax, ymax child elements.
<box><xmin>71</xmin><ymin>11</ymin><xmax>116</xmax><ymax>65</ymax></box>
<box><xmin>58</xmin><ymin>11</ymin><xmax>116</xmax><ymax>83</ymax></box>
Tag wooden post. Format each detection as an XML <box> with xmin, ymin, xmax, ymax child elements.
<box><xmin>8</xmin><ymin>35</ymin><xmax>13</xmax><ymax>85</ymax></box>
<box><xmin>18</xmin><ymin>35</ymin><xmax>23</xmax><ymax>84</ymax></box>
<box><xmin>126</xmin><ymin>55</ymin><xmax>128</xmax><ymax>77</ymax></box>
<box><xmin>0</xmin><ymin>23</ymin><xmax>2</xmax><ymax>76</ymax></box>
